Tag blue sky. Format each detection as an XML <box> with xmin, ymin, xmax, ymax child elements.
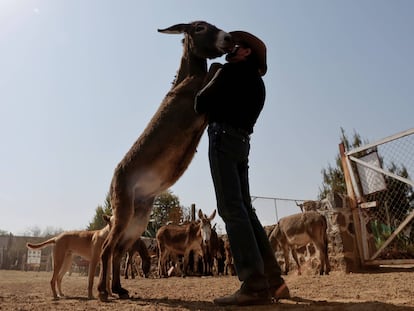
<box><xmin>1</xmin><ymin>0</ymin><xmax>413</xmax><ymax>235</ymax></box>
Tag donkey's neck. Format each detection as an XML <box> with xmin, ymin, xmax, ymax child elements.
<box><xmin>173</xmin><ymin>41</ymin><xmax>208</xmax><ymax>87</ymax></box>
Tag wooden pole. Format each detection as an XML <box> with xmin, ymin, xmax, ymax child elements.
<box><xmin>340</xmin><ymin>143</ymin><xmax>357</xmax><ymax>204</ymax></box>
<box><xmin>339</xmin><ymin>143</ymin><xmax>364</xmax><ymax>268</ymax></box>
<box><xmin>191</xmin><ymin>204</ymin><xmax>196</xmax><ymax>222</ymax></box>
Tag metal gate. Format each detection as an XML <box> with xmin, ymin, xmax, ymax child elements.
<box><xmin>342</xmin><ymin>128</ymin><xmax>414</xmax><ymax>265</ymax></box>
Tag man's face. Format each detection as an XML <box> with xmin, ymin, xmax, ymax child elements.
<box><xmin>225</xmin><ymin>44</ymin><xmax>252</xmax><ymax>63</ymax></box>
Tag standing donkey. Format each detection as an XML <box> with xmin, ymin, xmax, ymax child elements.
<box><xmin>269</xmin><ymin>211</ymin><xmax>331</xmax><ymax>276</ymax></box>
<box><xmin>97</xmin><ymin>21</ymin><xmax>233</xmax><ymax>301</ymax></box>
<box><xmin>156</xmin><ymin>209</ymin><xmax>216</xmax><ymax>277</ymax></box>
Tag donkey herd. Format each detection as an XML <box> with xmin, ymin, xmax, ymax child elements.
<box><xmin>26</xmin><ymin>20</ymin><xmax>331</xmax><ymax>302</ymax></box>
<box><xmin>27</xmin><ymin>207</ymin><xmax>330</xmax><ymax>299</ymax></box>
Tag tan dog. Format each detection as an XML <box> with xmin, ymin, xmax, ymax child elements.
<box><xmin>26</xmin><ymin>215</ymin><xmax>112</xmax><ymax>299</ymax></box>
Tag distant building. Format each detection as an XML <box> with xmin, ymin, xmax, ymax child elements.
<box><xmin>0</xmin><ymin>235</ymin><xmax>52</xmax><ymax>271</ymax></box>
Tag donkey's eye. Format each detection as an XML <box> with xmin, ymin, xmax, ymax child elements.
<box><xmin>195</xmin><ymin>25</ymin><xmax>206</xmax><ymax>33</ymax></box>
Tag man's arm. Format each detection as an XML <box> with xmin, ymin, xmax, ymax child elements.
<box><xmin>194</xmin><ymin>63</ymin><xmax>223</xmax><ymax>114</ymax></box>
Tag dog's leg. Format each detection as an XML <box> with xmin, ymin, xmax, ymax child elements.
<box><xmin>106</xmin><ymin>254</ymin><xmax>114</xmax><ymax>297</ymax></box>
<box><xmin>56</xmin><ymin>252</ymin><xmax>73</xmax><ymax>298</ymax></box>
<box><xmin>50</xmin><ymin>246</ymin><xmax>66</xmax><ymax>299</ymax></box>
<box><xmin>87</xmin><ymin>254</ymin><xmax>99</xmax><ymax>299</ymax></box>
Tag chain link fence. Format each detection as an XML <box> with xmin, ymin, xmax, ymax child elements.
<box><xmin>250</xmin><ymin>196</ymin><xmax>308</xmax><ymax>226</ymax></box>
<box><xmin>345</xmin><ymin>128</ymin><xmax>414</xmax><ymax>263</ymax></box>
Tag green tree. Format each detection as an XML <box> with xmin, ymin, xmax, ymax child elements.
<box><xmin>88</xmin><ymin>192</ymin><xmax>112</xmax><ymax>230</ymax></box>
<box><xmin>318</xmin><ymin>127</ymin><xmax>365</xmax><ymax>199</ymax></box>
<box><xmin>88</xmin><ymin>189</ymin><xmax>189</xmax><ymax>236</ymax></box>
<box><xmin>144</xmin><ymin>190</ymin><xmax>189</xmax><ymax>237</ymax></box>
<box><xmin>151</xmin><ymin>190</ymin><xmax>181</xmax><ymax>225</ymax></box>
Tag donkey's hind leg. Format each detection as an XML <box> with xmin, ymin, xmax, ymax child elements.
<box><xmin>111</xmin><ymin>243</ymin><xmax>130</xmax><ymax>299</ymax></box>
<box><xmin>98</xmin><ymin>227</ymin><xmax>125</xmax><ymax>300</ymax></box>
<box><xmin>98</xmin><ymin>213</ymin><xmax>130</xmax><ymax>301</ymax></box>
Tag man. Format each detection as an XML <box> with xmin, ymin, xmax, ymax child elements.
<box><xmin>194</xmin><ymin>31</ymin><xmax>290</xmax><ymax>306</ymax></box>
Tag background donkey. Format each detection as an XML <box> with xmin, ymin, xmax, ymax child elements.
<box><xmin>97</xmin><ymin>21</ymin><xmax>232</xmax><ymax>301</ymax></box>
<box><xmin>124</xmin><ymin>237</ymin><xmax>151</xmax><ymax>279</ymax></box>
<box><xmin>269</xmin><ymin>211</ymin><xmax>331</xmax><ymax>276</ymax></box>
<box><xmin>156</xmin><ymin>209</ymin><xmax>216</xmax><ymax>277</ymax></box>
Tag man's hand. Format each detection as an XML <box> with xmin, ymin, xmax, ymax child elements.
<box><xmin>198</xmin><ymin>63</ymin><xmax>223</xmax><ymax>96</ymax></box>
<box><xmin>209</xmin><ymin>62</ymin><xmax>223</xmax><ymax>75</ymax></box>
<box><xmin>202</xmin><ymin>62</ymin><xmax>223</xmax><ymax>87</ymax></box>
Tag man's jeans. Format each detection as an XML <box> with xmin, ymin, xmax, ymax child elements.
<box><xmin>208</xmin><ymin>124</ymin><xmax>282</xmax><ymax>291</ymax></box>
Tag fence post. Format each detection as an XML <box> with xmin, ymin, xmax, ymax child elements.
<box><xmin>191</xmin><ymin>204</ymin><xmax>196</xmax><ymax>222</ymax></box>
<box><xmin>339</xmin><ymin>143</ymin><xmax>364</xmax><ymax>269</ymax></box>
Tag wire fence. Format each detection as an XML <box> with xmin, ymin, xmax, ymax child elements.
<box><xmin>251</xmin><ymin>196</ymin><xmax>309</xmax><ymax>226</ymax></box>
<box><xmin>345</xmin><ymin>128</ymin><xmax>414</xmax><ymax>263</ymax></box>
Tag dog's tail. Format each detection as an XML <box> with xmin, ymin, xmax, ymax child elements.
<box><xmin>26</xmin><ymin>238</ymin><xmax>56</xmax><ymax>250</ymax></box>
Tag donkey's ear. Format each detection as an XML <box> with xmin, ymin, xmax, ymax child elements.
<box><xmin>208</xmin><ymin>209</ymin><xmax>217</xmax><ymax>221</ymax></box>
<box><xmin>158</xmin><ymin>23</ymin><xmax>190</xmax><ymax>34</ymax></box>
<box><xmin>102</xmin><ymin>214</ymin><xmax>111</xmax><ymax>224</ymax></box>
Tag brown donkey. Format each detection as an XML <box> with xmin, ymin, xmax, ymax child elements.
<box><xmin>97</xmin><ymin>21</ymin><xmax>232</xmax><ymax>301</ymax></box>
<box><xmin>269</xmin><ymin>211</ymin><xmax>331</xmax><ymax>276</ymax></box>
<box><xmin>156</xmin><ymin>209</ymin><xmax>216</xmax><ymax>277</ymax></box>
<box><xmin>124</xmin><ymin>237</ymin><xmax>151</xmax><ymax>279</ymax></box>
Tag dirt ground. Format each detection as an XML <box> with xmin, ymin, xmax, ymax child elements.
<box><xmin>1</xmin><ymin>267</ymin><xmax>414</xmax><ymax>311</ymax></box>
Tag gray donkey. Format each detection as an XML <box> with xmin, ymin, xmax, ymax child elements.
<box><xmin>97</xmin><ymin>21</ymin><xmax>233</xmax><ymax>301</ymax></box>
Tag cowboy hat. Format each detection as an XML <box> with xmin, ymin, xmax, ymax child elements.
<box><xmin>230</xmin><ymin>30</ymin><xmax>267</xmax><ymax>76</ymax></box>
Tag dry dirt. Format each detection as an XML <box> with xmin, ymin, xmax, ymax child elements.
<box><xmin>1</xmin><ymin>268</ymin><xmax>414</xmax><ymax>311</ymax></box>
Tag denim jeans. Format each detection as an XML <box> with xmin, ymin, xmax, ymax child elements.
<box><xmin>208</xmin><ymin>124</ymin><xmax>283</xmax><ymax>291</ymax></box>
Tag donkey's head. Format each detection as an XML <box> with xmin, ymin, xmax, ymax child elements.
<box><xmin>158</xmin><ymin>21</ymin><xmax>233</xmax><ymax>59</ymax></box>
<box><xmin>197</xmin><ymin>209</ymin><xmax>217</xmax><ymax>245</ymax></box>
